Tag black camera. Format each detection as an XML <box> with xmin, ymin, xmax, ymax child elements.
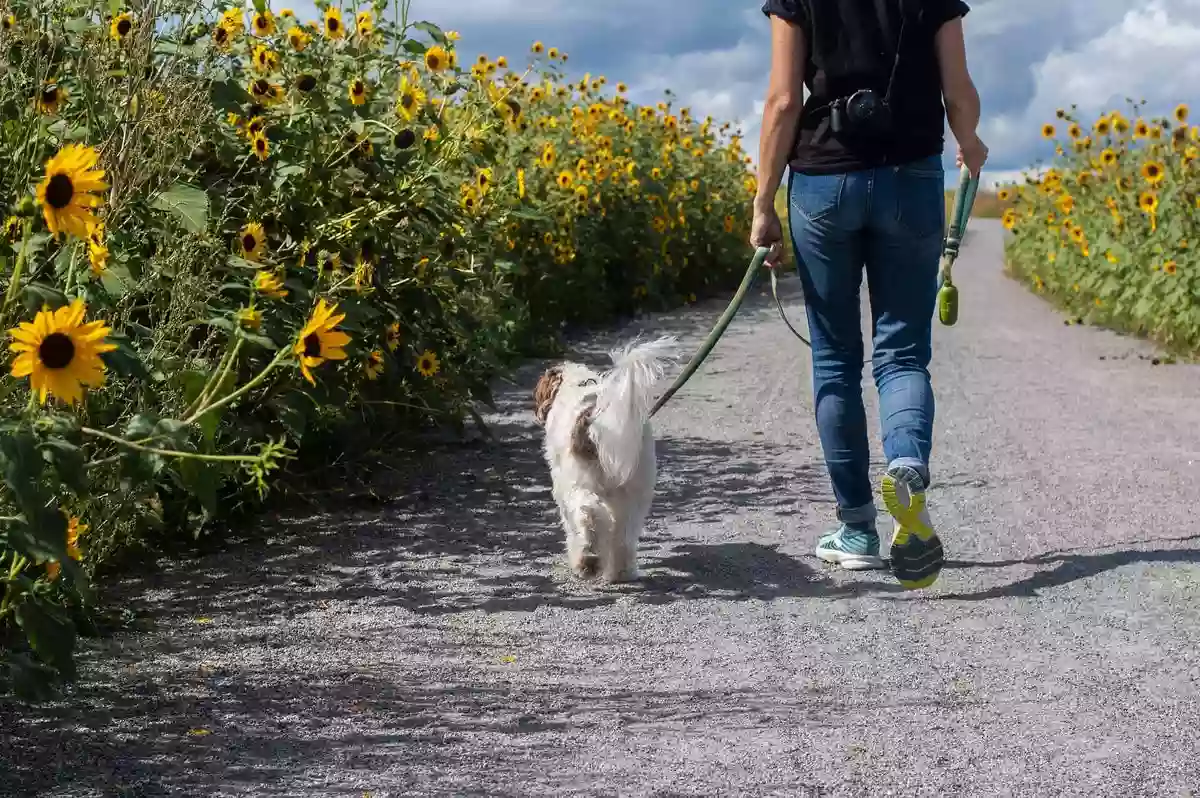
<box><xmin>829</xmin><ymin>89</ymin><xmax>894</xmax><ymax>139</ymax></box>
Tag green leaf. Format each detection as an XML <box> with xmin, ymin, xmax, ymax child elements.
<box><xmin>149</xmin><ymin>182</ymin><xmax>209</xmax><ymax>233</ymax></box>
<box><xmin>124</xmin><ymin>412</ymin><xmax>160</xmax><ymax>440</ymax></box>
<box><xmin>100</xmin><ymin>334</ymin><xmax>150</xmax><ymax>380</ymax></box>
<box><xmin>40</xmin><ymin>440</ymin><xmax>87</xmax><ymax>495</ymax></box>
<box><xmin>100</xmin><ymin>262</ymin><xmax>135</xmax><ymax>299</ymax></box>
<box><xmin>412</xmin><ymin>20</ymin><xmax>445</xmax><ymax>43</ymax></box>
<box><xmin>15</xmin><ymin>597</ymin><xmax>77</xmax><ymax>681</ymax></box>
<box><xmin>0</xmin><ymin>431</ymin><xmax>47</xmax><ymax>518</ymax></box>
<box><xmin>4</xmin><ymin>512</ymin><xmax>67</xmax><ymax>564</ymax></box>
<box><xmin>3</xmin><ymin>651</ymin><xmax>61</xmax><ymax>702</ymax></box>
<box><xmin>401</xmin><ymin>39</ymin><xmax>428</xmax><ymax>56</ymax></box>
<box><xmin>20</xmin><ymin>282</ymin><xmax>69</xmax><ymax>313</ymax></box>
<box><xmin>241</xmin><ymin>331</ymin><xmax>279</xmax><ymax>350</ymax></box>
<box><xmin>178</xmin><ymin>459</ymin><xmax>222</xmax><ymax>518</ymax></box>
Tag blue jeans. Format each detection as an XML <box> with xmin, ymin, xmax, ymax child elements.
<box><xmin>786</xmin><ymin>154</ymin><xmax>944</xmax><ymax>527</ymax></box>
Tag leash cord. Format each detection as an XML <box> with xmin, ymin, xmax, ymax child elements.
<box><xmin>649</xmin><ymin>165</ymin><xmax>980</xmax><ymax>417</ymax></box>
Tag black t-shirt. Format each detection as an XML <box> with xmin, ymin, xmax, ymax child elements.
<box><xmin>761</xmin><ymin>0</ymin><xmax>970</xmax><ymax>174</ymax></box>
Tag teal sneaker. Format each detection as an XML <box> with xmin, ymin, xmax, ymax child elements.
<box><xmin>815</xmin><ymin>525</ymin><xmax>885</xmax><ymax>570</ymax></box>
<box><xmin>881</xmin><ymin>467</ymin><xmax>945</xmax><ymax>590</ymax></box>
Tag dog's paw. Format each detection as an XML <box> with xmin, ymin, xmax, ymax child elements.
<box><xmin>572</xmin><ymin>553</ymin><xmax>600</xmax><ymax>580</ymax></box>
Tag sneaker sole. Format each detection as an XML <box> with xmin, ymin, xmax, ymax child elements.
<box><xmin>815</xmin><ymin>547</ymin><xmax>885</xmax><ymax>571</ymax></box>
<box><xmin>881</xmin><ymin>474</ymin><xmax>944</xmax><ymax>590</ymax></box>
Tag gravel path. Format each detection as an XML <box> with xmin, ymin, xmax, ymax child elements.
<box><xmin>4</xmin><ymin>220</ymin><xmax>1200</xmax><ymax>798</ymax></box>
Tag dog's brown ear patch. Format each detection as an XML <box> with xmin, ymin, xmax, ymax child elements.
<box><xmin>571</xmin><ymin>398</ymin><xmax>598</xmax><ymax>460</ymax></box>
<box><xmin>533</xmin><ymin>365</ymin><xmax>563</xmax><ymax>425</ymax></box>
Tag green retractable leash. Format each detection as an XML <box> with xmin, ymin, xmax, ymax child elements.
<box><xmin>649</xmin><ymin>165</ymin><xmax>981</xmax><ymax>417</ymax></box>
<box><xmin>937</xmin><ymin>164</ymin><xmax>980</xmax><ymax>326</ymax></box>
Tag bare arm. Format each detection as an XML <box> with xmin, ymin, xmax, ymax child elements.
<box><xmin>934</xmin><ymin>17</ymin><xmax>986</xmax><ymax>173</ymax></box>
<box><xmin>754</xmin><ymin>15</ymin><xmax>807</xmax><ymax>212</ymax></box>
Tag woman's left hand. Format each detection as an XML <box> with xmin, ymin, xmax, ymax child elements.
<box><xmin>750</xmin><ymin>202</ymin><xmax>784</xmax><ymax>265</ymax></box>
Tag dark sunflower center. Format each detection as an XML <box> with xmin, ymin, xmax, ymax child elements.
<box><xmin>215</xmin><ymin>26</ymin><xmax>228</xmax><ymax>42</ymax></box>
<box><xmin>242</xmin><ymin>233</ymin><xmax>257</xmax><ymax>251</ymax></box>
<box><xmin>394</xmin><ymin>129</ymin><xmax>415</xmax><ymax>149</ymax></box>
<box><xmin>353</xmin><ymin>82</ymin><xmax>364</xmax><ymax>95</ymax></box>
<box><xmin>427</xmin><ymin>55</ymin><xmax>441</xmax><ymax>69</ymax></box>
<box><xmin>400</xmin><ymin>93</ymin><xmax>414</xmax><ymax>108</ymax></box>
<box><xmin>255</xmin><ymin>18</ymin><xmax>267</xmax><ymax>31</ymax></box>
<box><xmin>117</xmin><ymin>18</ymin><xmax>131</xmax><ymax>35</ymax></box>
<box><xmin>45</xmin><ymin>173</ymin><xmax>75</xmax><ymax>210</ymax></box>
<box><xmin>41</xmin><ymin>86</ymin><xmax>59</xmax><ymax>105</ymax></box>
<box><xmin>328</xmin><ymin>17</ymin><xmax>340</xmax><ymax>31</ymax></box>
<box><xmin>303</xmin><ymin>333</ymin><xmax>322</xmax><ymax>358</ymax></box>
<box><xmin>252</xmin><ymin>79</ymin><xmax>269</xmax><ymax>96</ymax></box>
<box><xmin>38</xmin><ymin>332</ymin><xmax>76</xmax><ymax>369</ymax></box>
<box><xmin>505</xmin><ymin>99</ymin><xmax>521</xmax><ymax>117</ymax></box>
<box><xmin>255</xmin><ymin>138</ymin><xmax>266</xmax><ymax>152</ymax></box>
<box><xmin>296</xmin><ymin>74</ymin><xmax>317</xmax><ymax>92</ymax></box>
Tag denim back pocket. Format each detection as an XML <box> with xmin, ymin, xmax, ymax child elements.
<box><xmin>790</xmin><ymin>172</ymin><xmax>846</xmax><ymax>225</ymax></box>
<box><xmin>893</xmin><ymin>158</ymin><xmax>945</xmax><ymax>239</ymax></box>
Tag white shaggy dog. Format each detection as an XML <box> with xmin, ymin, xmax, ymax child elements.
<box><xmin>533</xmin><ymin>336</ymin><xmax>678</xmax><ymax>583</ymax></box>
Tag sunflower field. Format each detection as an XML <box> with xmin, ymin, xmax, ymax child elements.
<box><xmin>1001</xmin><ymin>101</ymin><xmax>1200</xmax><ymax>353</ymax></box>
<box><xmin>0</xmin><ymin>0</ymin><xmax>756</xmax><ymax>697</ymax></box>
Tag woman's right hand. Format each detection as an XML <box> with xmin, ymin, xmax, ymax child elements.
<box><xmin>956</xmin><ymin>135</ymin><xmax>989</xmax><ymax>177</ymax></box>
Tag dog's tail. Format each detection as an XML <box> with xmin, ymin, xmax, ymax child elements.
<box><xmin>588</xmin><ymin>335</ymin><xmax>678</xmax><ymax>486</ymax></box>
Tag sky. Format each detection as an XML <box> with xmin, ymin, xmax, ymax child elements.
<box><xmin>295</xmin><ymin>0</ymin><xmax>1200</xmax><ymax>188</ymax></box>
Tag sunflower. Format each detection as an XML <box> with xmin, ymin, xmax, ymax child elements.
<box><xmin>110</xmin><ymin>12</ymin><xmax>133</xmax><ymax>41</ymax></box>
<box><xmin>287</xmin><ymin>25</ymin><xmax>310</xmax><ymax>51</ymax></box>
<box><xmin>3</xmin><ymin>215</ymin><xmax>21</xmax><ymax>243</ymax></box>
<box><xmin>393</xmin><ymin>128</ymin><xmax>416</xmax><ymax>149</ymax></box>
<box><xmin>531</xmin><ymin>40</ymin><xmax>544</xmax><ymax>54</ymax></box>
<box><xmin>1134</xmin><ymin>119</ymin><xmax>1150</xmax><ymax>138</ymax></box>
<box><xmin>1164</xmin><ymin>260</ymin><xmax>1178</xmax><ymax>275</ymax></box>
<box><xmin>385</xmin><ymin>322</ymin><xmax>401</xmax><ymax>352</ymax></box>
<box><xmin>1093</xmin><ymin>117</ymin><xmax>1111</xmax><ymax>136</ymax></box>
<box><xmin>254</xmin><ymin>270</ymin><xmax>288</xmax><ymax>299</ymax></box>
<box><xmin>294</xmin><ymin>73</ymin><xmax>318</xmax><ymax>93</ymax></box>
<box><xmin>1175</xmin><ymin>104</ymin><xmax>1190</xmax><ymax>124</ymax></box>
<box><xmin>356</xmin><ymin>10</ymin><xmax>373</xmax><ymax>37</ymax></box>
<box><xmin>424</xmin><ymin>44</ymin><xmax>449</xmax><ymax>72</ymax></box>
<box><xmin>1141</xmin><ymin>160</ymin><xmax>1166</xmax><ymax>185</ymax></box>
<box><xmin>460</xmin><ymin>187</ymin><xmax>480</xmax><ymax>213</ymax></box>
<box><xmin>236</xmin><ymin>306</ymin><xmax>262</xmax><ymax>331</ymax></box>
<box><xmin>239</xmin><ymin>222</ymin><xmax>267</xmax><ymax>261</ymax></box>
<box><xmin>251</xmin><ymin>132</ymin><xmax>270</xmax><ymax>160</ymax></box>
<box><xmin>249</xmin><ymin>78</ymin><xmax>281</xmax><ymax>104</ymax></box>
<box><xmin>323</xmin><ymin>6</ymin><xmax>344</xmax><ymax>38</ymax></box>
<box><xmin>556</xmin><ymin>170</ymin><xmax>573</xmax><ymax>189</ymax></box>
<box><xmin>294</xmin><ymin>299</ymin><xmax>351</xmax><ymax>385</ymax></box>
<box><xmin>517</xmin><ymin>168</ymin><xmax>526</xmax><ymax>199</ymax></box>
<box><xmin>251</xmin><ymin>10</ymin><xmax>275</xmax><ymax>36</ymax></box>
<box><xmin>476</xmin><ymin>167</ymin><xmax>493</xmax><ymax>192</ymax></box>
<box><xmin>2</xmin><ymin>13</ymin><xmax>14</xmax><ymax>30</ymax></box>
<box><xmin>1040</xmin><ymin>123</ymin><xmax>1056</xmax><ymax>139</ymax></box>
<box><xmin>497</xmin><ymin>56</ymin><xmax>508</xmax><ymax>68</ymax></box>
<box><xmin>87</xmin><ymin>222</ymin><xmax>108</xmax><ymax>275</ymax></box>
<box><xmin>45</xmin><ymin>516</ymin><xmax>86</xmax><ymax>581</ymax></box>
<box><xmin>220</xmin><ymin>7</ymin><xmax>244</xmax><ymax>32</ymax></box>
<box><xmin>8</xmin><ymin>299</ymin><xmax>117</xmax><ymax>405</ymax></box>
<box><xmin>723</xmin><ymin>214</ymin><xmax>735</xmax><ymax>233</ymax></box>
<box><xmin>415</xmin><ymin>349</ymin><xmax>440</xmax><ymax>377</ymax></box>
<box><xmin>212</xmin><ymin>23</ymin><xmax>233</xmax><ymax>49</ymax></box>
<box><xmin>364</xmin><ymin>349</ymin><xmax>384</xmax><ymax>380</ymax></box>
<box><xmin>396</xmin><ymin>76</ymin><xmax>426</xmax><ymax>120</ymax></box>
<box><xmin>539</xmin><ymin>142</ymin><xmax>556</xmax><ymax>167</ymax></box>
<box><xmin>1070</xmin><ymin>227</ymin><xmax>1085</xmax><ymax>245</ymax></box>
<box><xmin>36</xmin><ymin>144</ymin><xmax>107</xmax><ymax>240</ymax></box>
<box><xmin>1100</xmin><ymin>148</ymin><xmax>1118</xmax><ymax>167</ymax></box>
<box><xmin>1139</xmin><ymin>190</ymin><xmax>1158</xmax><ymax>214</ymax></box>
<box><xmin>34</xmin><ymin>82</ymin><xmax>68</xmax><ymax>115</ymax></box>
<box><xmin>252</xmin><ymin>45</ymin><xmax>279</xmax><ymax>74</ymax></box>
<box><xmin>348</xmin><ymin>78</ymin><xmax>368</xmax><ymax>105</ymax></box>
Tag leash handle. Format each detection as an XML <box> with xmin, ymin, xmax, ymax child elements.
<box><xmin>936</xmin><ymin>165</ymin><xmax>979</xmax><ymax>327</ymax></box>
<box><xmin>649</xmin><ymin>247</ymin><xmax>768</xmax><ymax>417</ymax></box>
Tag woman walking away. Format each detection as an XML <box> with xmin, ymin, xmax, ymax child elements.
<box><xmin>750</xmin><ymin>0</ymin><xmax>987</xmax><ymax>589</ymax></box>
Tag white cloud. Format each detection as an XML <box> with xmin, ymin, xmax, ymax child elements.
<box><xmin>980</xmin><ymin>0</ymin><xmax>1200</xmax><ymax>166</ymax></box>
